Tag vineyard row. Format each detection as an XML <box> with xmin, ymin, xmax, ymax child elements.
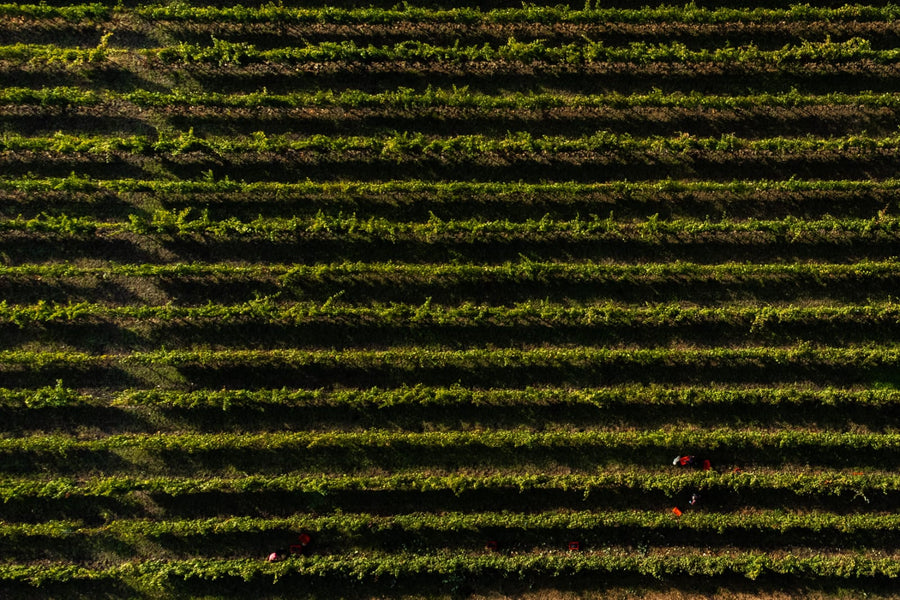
<box><xmin>7</xmin><ymin>174</ymin><xmax>900</xmax><ymax>196</ymax></box>
<box><xmin>9</xmin><ymin>3</ymin><xmax>900</xmax><ymax>25</ymax></box>
<box><xmin>6</xmin><ymin>551</ymin><xmax>900</xmax><ymax>591</ymax></box>
<box><xmin>7</xmin><ymin>37</ymin><xmax>895</xmax><ymax>67</ymax></box>
<box><xmin>2</xmin><ymin>383</ymin><xmax>897</xmax><ymax>411</ymax></box>
<box><xmin>4</xmin><ymin>427</ymin><xmax>900</xmax><ymax>456</ymax></box>
<box><xmin>5</xmin><ymin>130</ymin><xmax>900</xmax><ymax>157</ymax></box>
<box><xmin>4</xmin><ymin>298</ymin><xmax>900</xmax><ymax>330</ymax></box>
<box><xmin>3</xmin><ymin>175</ymin><xmax>898</xmax><ymax>220</ymax></box>
<box><xmin>5</xmin><ymin>344</ymin><xmax>900</xmax><ymax>370</ymax></box>
<box><xmin>8</xmin><ymin>212</ymin><xmax>900</xmax><ymax>241</ymax></box>
<box><xmin>5</xmin><ymin>508</ymin><xmax>900</xmax><ymax>541</ymax></box>
<box><xmin>0</xmin><ymin>260</ymin><xmax>897</xmax><ymax>285</ymax></box>
<box><xmin>0</xmin><ymin>471</ymin><xmax>885</xmax><ymax>502</ymax></box>
<box><xmin>14</xmin><ymin>86</ymin><xmax>900</xmax><ymax>111</ymax></box>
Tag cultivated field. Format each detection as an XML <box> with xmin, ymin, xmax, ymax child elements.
<box><xmin>2</xmin><ymin>0</ymin><xmax>900</xmax><ymax>598</ymax></box>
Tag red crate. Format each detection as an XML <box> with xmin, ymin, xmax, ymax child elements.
<box><xmin>567</xmin><ymin>541</ymin><xmax>580</xmax><ymax>551</ymax></box>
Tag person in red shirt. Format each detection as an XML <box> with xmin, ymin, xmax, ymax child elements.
<box><xmin>672</xmin><ymin>455</ymin><xmax>696</xmax><ymax>467</ymax></box>
<box><xmin>672</xmin><ymin>456</ymin><xmax>713</xmax><ymax>470</ymax></box>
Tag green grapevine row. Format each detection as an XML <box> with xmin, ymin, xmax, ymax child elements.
<box><xmin>7</xmin><ymin>3</ymin><xmax>900</xmax><ymax>25</ymax></box>
<box><xmin>4</xmin><ymin>175</ymin><xmax>900</xmax><ymax>197</ymax></box>
<box><xmin>4</xmin><ymin>298</ymin><xmax>900</xmax><ymax>332</ymax></box>
<box><xmin>3</xmin><ymin>551</ymin><xmax>900</xmax><ymax>589</ymax></box>
<box><xmin>110</xmin><ymin>385</ymin><xmax>900</xmax><ymax>411</ymax></box>
<box><xmin>5</xmin><ymin>211</ymin><xmax>900</xmax><ymax>241</ymax></box>
<box><xmin>5</xmin><ymin>130</ymin><xmax>900</xmax><ymax>158</ymax></box>
<box><xmin>1</xmin><ymin>344</ymin><xmax>900</xmax><ymax>370</ymax></box>
<box><xmin>0</xmin><ymin>260</ymin><xmax>896</xmax><ymax>290</ymax></box>
<box><xmin>0</xmin><ymin>470</ymin><xmax>887</xmax><ymax>502</ymax></box>
<box><xmin>3</xmin><ymin>37</ymin><xmax>897</xmax><ymax>67</ymax></box>
<box><xmin>12</xmin><ymin>86</ymin><xmax>900</xmax><ymax>111</ymax></box>
<box><xmin>5</xmin><ymin>508</ymin><xmax>900</xmax><ymax>540</ymax></box>
<box><xmin>129</xmin><ymin>3</ymin><xmax>900</xmax><ymax>25</ymax></box>
<box><xmin>1</xmin><ymin>383</ymin><xmax>897</xmax><ymax>411</ymax></box>
<box><xmin>2</xmin><ymin>428</ymin><xmax>900</xmax><ymax>458</ymax></box>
